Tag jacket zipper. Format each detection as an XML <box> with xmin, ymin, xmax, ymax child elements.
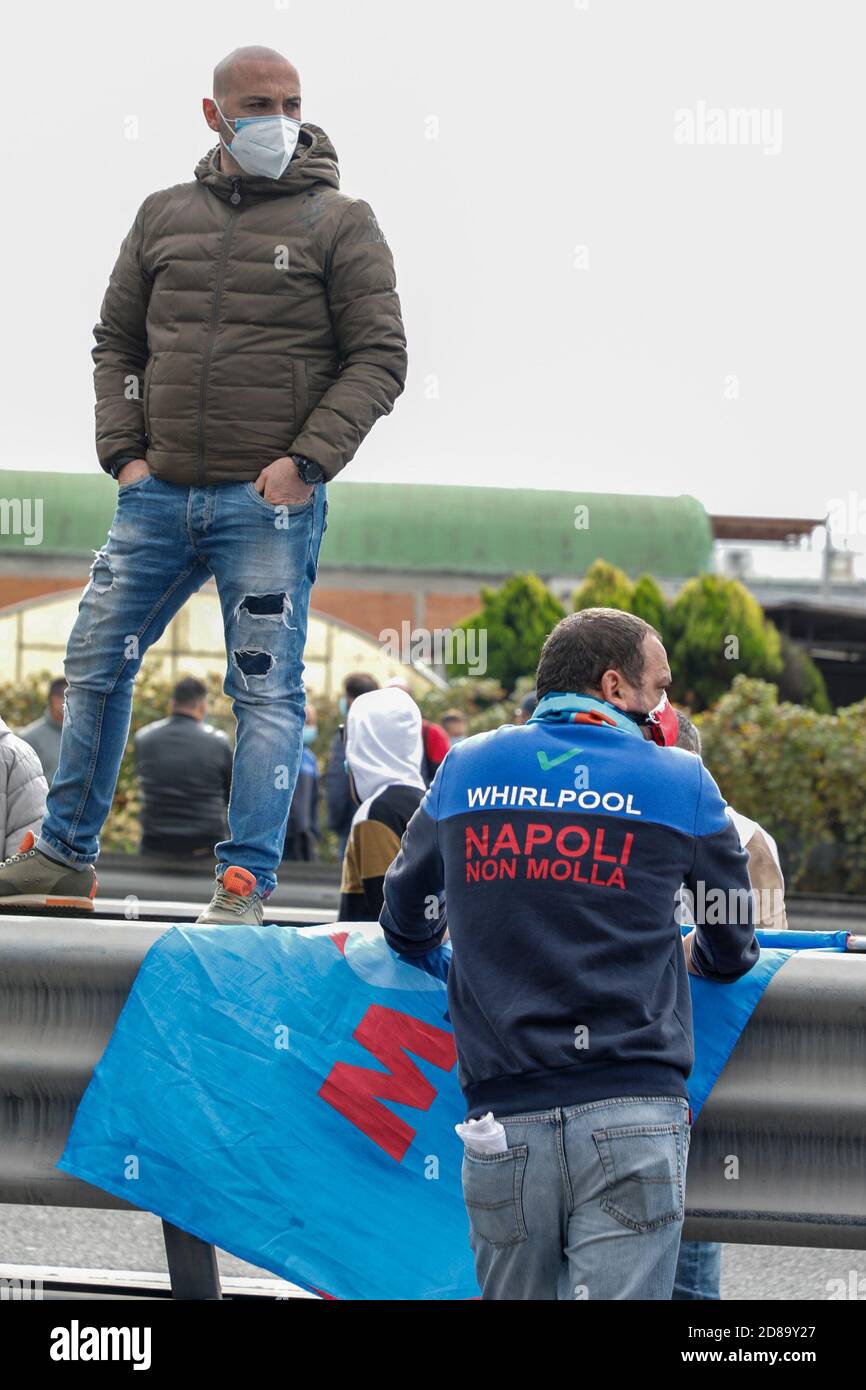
<box><xmin>196</xmin><ymin>176</ymin><xmax>243</xmax><ymax>486</ymax></box>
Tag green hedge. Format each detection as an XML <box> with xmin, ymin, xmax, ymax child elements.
<box><xmin>699</xmin><ymin>676</ymin><xmax>866</xmax><ymax>894</ymax></box>
<box><xmin>3</xmin><ymin>670</ymin><xmax>863</xmax><ymax>893</ymax></box>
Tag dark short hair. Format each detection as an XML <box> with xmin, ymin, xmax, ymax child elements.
<box><xmin>344</xmin><ymin>672</ymin><xmax>379</xmax><ymax>701</ymax></box>
<box><xmin>535</xmin><ymin>609</ymin><xmax>660</xmax><ymax>700</ymax></box>
<box><xmin>172</xmin><ymin>676</ymin><xmax>208</xmax><ymax>708</ymax></box>
<box><xmin>441</xmin><ymin>709</ymin><xmax>467</xmax><ymax>728</ymax></box>
<box><xmin>48</xmin><ymin>677</ymin><xmax>67</xmax><ymax>699</ymax></box>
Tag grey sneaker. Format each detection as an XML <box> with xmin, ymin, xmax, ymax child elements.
<box><xmin>196</xmin><ymin>866</ymin><xmax>263</xmax><ymax>925</ymax></box>
<box><xmin>0</xmin><ymin>831</ymin><xmax>97</xmax><ymax>911</ymax></box>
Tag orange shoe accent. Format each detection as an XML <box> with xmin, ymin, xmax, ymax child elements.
<box><xmin>89</xmin><ymin>876</ymin><xmax>98</xmax><ymax>900</ymax></box>
<box><xmin>18</xmin><ymin>830</ymin><xmax>35</xmax><ymax>852</ymax></box>
<box><xmin>223</xmin><ymin>866</ymin><xmax>256</xmax><ymax>897</ymax></box>
<box><xmin>45</xmin><ymin>896</ymin><xmax>95</xmax><ymax>911</ymax></box>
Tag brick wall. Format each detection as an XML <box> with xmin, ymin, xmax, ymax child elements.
<box><xmin>0</xmin><ymin>575</ymin><xmax>84</xmax><ymax>610</ymax></box>
<box><xmin>313</xmin><ymin>587</ymin><xmax>481</xmax><ymax>639</ymax></box>
<box><xmin>0</xmin><ymin>574</ymin><xmax>483</xmax><ymax>643</ymax></box>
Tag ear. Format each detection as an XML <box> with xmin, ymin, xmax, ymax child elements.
<box><xmin>203</xmin><ymin>97</ymin><xmax>220</xmax><ymax>134</ymax></box>
<box><xmin>597</xmin><ymin>669</ymin><xmax>623</xmax><ymax>706</ymax></box>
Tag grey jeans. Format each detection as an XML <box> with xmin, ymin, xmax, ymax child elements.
<box><xmin>462</xmin><ymin>1095</ymin><xmax>691</xmax><ymax>1300</ymax></box>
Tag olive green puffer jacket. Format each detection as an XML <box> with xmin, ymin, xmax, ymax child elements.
<box><xmin>93</xmin><ymin>125</ymin><xmax>407</xmax><ymax>484</ymax></box>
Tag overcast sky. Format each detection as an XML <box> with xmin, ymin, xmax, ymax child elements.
<box><xmin>2</xmin><ymin>0</ymin><xmax>863</xmax><ymax>545</ymax></box>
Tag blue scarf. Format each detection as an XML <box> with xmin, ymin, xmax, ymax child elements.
<box><xmin>528</xmin><ymin>692</ymin><xmax>645</xmax><ymax>740</ymax></box>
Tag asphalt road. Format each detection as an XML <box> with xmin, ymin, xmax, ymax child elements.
<box><xmin>1</xmin><ymin>1204</ymin><xmax>863</xmax><ymax>1300</ymax></box>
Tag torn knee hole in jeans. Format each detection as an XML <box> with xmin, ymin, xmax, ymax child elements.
<box><xmin>235</xmin><ymin>592</ymin><xmax>293</xmax><ymax>626</ymax></box>
<box><xmin>233</xmin><ymin>648</ymin><xmax>276</xmax><ymax>689</ymax></box>
<box><xmin>88</xmin><ymin>548</ymin><xmax>114</xmax><ymax>595</ymax></box>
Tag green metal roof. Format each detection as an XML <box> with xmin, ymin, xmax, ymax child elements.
<box><xmin>322</xmin><ymin>483</ymin><xmax>711</xmax><ymax>579</ymax></box>
<box><xmin>0</xmin><ymin>472</ymin><xmax>712</xmax><ymax>580</ymax></box>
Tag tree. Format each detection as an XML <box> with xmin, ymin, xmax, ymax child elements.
<box><xmin>666</xmin><ymin>575</ymin><xmax>783</xmax><ymax>711</ymax></box>
<box><xmin>630</xmin><ymin>573</ymin><xmax>668</xmax><ymax>637</ymax></box>
<box><xmin>572</xmin><ymin>560</ymin><xmax>633</xmax><ymax>613</ymax></box>
<box><xmin>447</xmin><ymin>573</ymin><xmax>565</xmax><ymax>691</ymax></box>
<box><xmin>776</xmin><ymin>634</ymin><xmax>832</xmax><ymax>713</ymax></box>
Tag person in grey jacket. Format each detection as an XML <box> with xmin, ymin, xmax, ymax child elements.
<box><xmin>0</xmin><ymin>717</ymin><xmax>48</xmax><ymax>860</ymax></box>
<box><xmin>19</xmin><ymin>677</ymin><xmax>67</xmax><ymax>785</ymax></box>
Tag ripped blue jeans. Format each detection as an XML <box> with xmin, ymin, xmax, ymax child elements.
<box><xmin>38</xmin><ymin>474</ymin><xmax>327</xmax><ymax>897</ymax></box>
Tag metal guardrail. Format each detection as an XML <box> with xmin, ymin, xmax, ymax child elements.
<box><xmin>94</xmin><ymin>853</ymin><xmax>341</xmax><ymax>916</ymax></box>
<box><xmin>90</xmin><ymin>855</ymin><xmax>866</xmax><ymax>924</ymax></box>
<box><xmin>0</xmin><ymin>1262</ymin><xmax>311</xmax><ymax>1301</ymax></box>
<box><xmin>1</xmin><ymin>917</ymin><xmax>865</xmax><ymax>1302</ymax></box>
<box><xmin>683</xmin><ymin>949</ymin><xmax>866</xmax><ymax>1249</ymax></box>
<box><xmin>0</xmin><ymin>917</ymin><xmax>226</xmax><ymax>1298</ymax></box>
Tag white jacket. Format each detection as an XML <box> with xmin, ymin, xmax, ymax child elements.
<box><xmin>0</xmin><ymin>717</ymin><xmax>48</xmax><ymax>859</ymax></box>
<box><xmin>726</xmin><ymin>806</ymin><xmax>788</xmax><ymax>930</ymax></box>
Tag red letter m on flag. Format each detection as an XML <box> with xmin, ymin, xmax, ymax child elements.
<box><xmin>319</xmin><ymin>1005</ymin><xmax>457</xmax><ymax>1162</ymax></box>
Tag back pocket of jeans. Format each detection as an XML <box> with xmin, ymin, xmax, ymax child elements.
<box><xmin>461</xmin><ymin>1144</ymin><xmax>528</xmax><ymax>1248</ymax></box>
<box><xmin>592</xmin><ymin>1123</ymin><xmax>684</xmax><ymax>1233</ymax></box>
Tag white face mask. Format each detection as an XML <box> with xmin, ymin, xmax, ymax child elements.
<box><xmin>214</xmin><ymin>99</ymin><xmax>301</xmax><ymax>180</ymax></box>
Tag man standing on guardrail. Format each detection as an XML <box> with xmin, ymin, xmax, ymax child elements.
<box><xmin>379</xmin><ymin>609</ymin><xmax>759</xmax><ymax>1300</ymax></box>
<box><xmin>0</xmin><ymin>45</ymin><xmax>406</xmax><ymax>924</ymax></box>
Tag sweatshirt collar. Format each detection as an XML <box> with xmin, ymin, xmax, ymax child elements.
<box><xmin>528</xmin><ymin>692</ymin><xmax>645</xmax><ymax>739</ymax></box>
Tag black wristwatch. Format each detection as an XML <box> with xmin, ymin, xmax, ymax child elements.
<box><xmin>292</xmin><ymin>454</ymin><xmax>325</xmax><ymax>485</ymax></box>
<box><xmin>109</xmin><ymin>452</ymin><xmax>143</xmax><ymax>480</ymax></box>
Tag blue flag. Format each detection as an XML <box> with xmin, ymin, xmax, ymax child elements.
<box><xmin>58</xmin><ymin>924</ymin><xmax>847</xmax><ymax>1300</ymax></box>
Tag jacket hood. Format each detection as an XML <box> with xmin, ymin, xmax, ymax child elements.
<box><xmin>345</xmin><ymin>689</ymin><xmax>426</xmax><ymax>804</ymax></box>
<box><xmin>194</xmin><ymin>123</ymin><xmax>340</xmax><ymax>201</ymax></box>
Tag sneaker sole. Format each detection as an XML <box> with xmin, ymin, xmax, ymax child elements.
<box><xmin>0</xmin><ymin>894</ymin><xmax>95</xmax><ymax>912</ymax></box>
<box><xmin>194</xmin><ymin>917</ymin><xmax>264</xmax><ymax>926</ymax></box>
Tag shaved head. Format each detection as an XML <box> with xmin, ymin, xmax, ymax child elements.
<box><xmin>213</xmin><ymin>46</ymin><xmax>298</xmax><ymax>103</ymax></box>
<box><xmin>204</xmin><ymin>46</ymin><xmax>302</xmax><ymax>173</ymax></box>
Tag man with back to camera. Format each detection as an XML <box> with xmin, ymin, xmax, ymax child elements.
<box><xmin>0</xmin><ymin>46</ymin><xmax>406</xmax><ymax>923</ymax></box>
<box><xmin>379</xmin><ymin>609</ymin><xmax>759</xmax><ymax>1300</ymax></box>
<box><xmin>134</xmin><ymin>677</ymin><xmax>232</xmax><ymax>860</ymax></box>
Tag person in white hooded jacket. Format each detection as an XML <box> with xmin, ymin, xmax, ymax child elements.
<box><xmin>0</xmin><ymin>717</ymin><xmax>48</xmax><ymax>861</ymax></box>
<box><xmin>339</xmin><ymin>688</ymin><xmax>428</xmax><ymax>922</ymax></box>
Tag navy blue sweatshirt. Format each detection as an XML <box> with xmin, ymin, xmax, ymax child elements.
<box><xmin>380</xmin><ymin>695</ymin><xmax>759</xmax><ymax>1119</ymax></box>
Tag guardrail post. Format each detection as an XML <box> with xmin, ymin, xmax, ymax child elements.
<box><xmin>162</xmin><ymin>1221</ymin><xmax>223</xmax><ymax>1299</ymax></box>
